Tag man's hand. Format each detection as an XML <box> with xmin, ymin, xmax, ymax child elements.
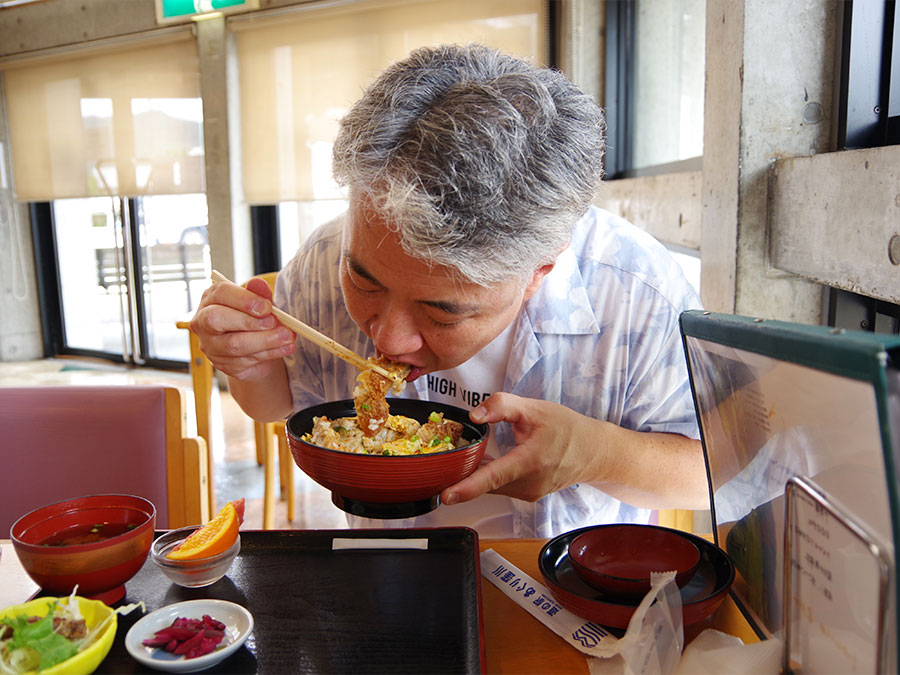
<box><xmin>189</xmin><ymin>277</ymin><xmax>296</xmax><ymax>422</ymax></box>
<box><xmin>190</xmin><ymin>277</ymin><xmax>296</xmax><ymax>382</ymax></box>
<box><xmin>440</xmin><ymin>392</ymin><xmax>708</xmax><ymax>511</ymax></box>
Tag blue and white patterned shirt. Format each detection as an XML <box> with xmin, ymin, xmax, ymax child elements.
<box><xmin>276</xmin><ymin>206</ymin><xmax>702</xmax><ymax>538</ymax></box>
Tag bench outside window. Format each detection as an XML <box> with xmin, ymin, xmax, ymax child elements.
<box><xmin>95</xmin><ymin>243</ymin><xmax>208</xmax><ymax>311</ymax></box>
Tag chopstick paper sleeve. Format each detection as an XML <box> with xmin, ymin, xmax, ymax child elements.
<box><xmin>480</xmin><ymin>548</ymin><xmax>681</xmax><ymax>661</ymax></box>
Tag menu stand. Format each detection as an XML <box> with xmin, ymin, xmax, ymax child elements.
<box><xmin>783</xmin><ymin>476</ymin><xmax>892</xmax><ymax>673</ymax></box>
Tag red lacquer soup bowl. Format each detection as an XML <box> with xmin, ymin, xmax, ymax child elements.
<box><xmin>11</xmin><ymin>494</ymin><xmax>156</xmax><ymax>604</ymax></box>
<box><xmin>286</xmin><ymin>398</ymin><xmax>489</xmax><ymax>519</ymax></box>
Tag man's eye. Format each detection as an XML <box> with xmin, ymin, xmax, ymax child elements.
<box><xmin>347</xmin><ymin>268</ymin><xmax>380</xmax><ymax>293</ymax></box>
<box><xmin>351</xmin><ymin>278</ymin><xmax>378</xmax><ymax>293</ymax></box>
<box><xmin>427</xmin><ymin>314</ymin><xmax>462</xmax><ymax>328</ymax></box>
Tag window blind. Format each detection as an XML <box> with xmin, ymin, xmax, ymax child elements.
<box><xmin>3</xmin><ymin>34</ymin><xmax>204</xmax><ymax>201</ymax></box>
<box><xmin>232</xmin><ymin>0</ymin><xmax>546</xmax><ymax>204</ymax></box>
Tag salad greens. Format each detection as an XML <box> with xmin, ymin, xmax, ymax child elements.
<box><xmin>0</xmin><ymin>588</ymin><xmax>143</xmax><ymax>674</ymax></box>
<box><xmin>0</xmin><ymin>610</ymin><xmax>76</xmax><ymax>672</ymax></box>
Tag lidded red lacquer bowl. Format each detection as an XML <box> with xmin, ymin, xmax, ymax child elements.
<box><xmin>11</xmin><ymin>493</ymin><xmax>156</xmax><ymax>604</ymax></box>
<box><xmin>538</xmin><ymin>524</ymin><xmax>734</xmax><ymax>629</ymax></box>
<box><xmin>286</xmin><ymin>398</ymin><xmax>488</xmax><ymax>519</ymax></box>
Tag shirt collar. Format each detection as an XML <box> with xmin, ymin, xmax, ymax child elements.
<box><xmin>523</xmin><ymin>244</ymin><xmax>599</xmax><ymax>335</ymax></box>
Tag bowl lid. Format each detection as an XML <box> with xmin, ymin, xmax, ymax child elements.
<box><xmin>538</xmin><ymin>525</ymin><xmax>734</xmax><ymax>628</ymax></box>
<box><xmin>568</xmin><ymin>524</ymin><xmax>700</xmax><ymax>589</ymax></box>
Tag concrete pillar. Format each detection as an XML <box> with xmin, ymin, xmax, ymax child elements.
<box><xmin>701</xmin><ymin>0</ymin><xmax>828</xmax><ymax>322</ymax></box>
<box><xmin>194</xmin><ymin>14</ymin><xmax>252</xmax><ymax>286</ymax></box>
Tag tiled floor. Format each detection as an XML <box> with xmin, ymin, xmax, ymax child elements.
<box><xmin>0</xmin><ymin>357</ymin><xmax>348</xmax><ymax>531</ymax></box>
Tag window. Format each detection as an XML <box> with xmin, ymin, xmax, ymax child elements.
<box><xmin>835</xmin><ymin>0</ymin><xmax>899</xmax><ymax>149</ymax></box>
<box><xmin>604</xmin><ymin>0</ymin><xmax>705</xmax><ymax>178</ymax></box>
<box><xmin>232</xmin><ymin>0</ymin><xmax>547</xmax><ymax>265</ymax></box>
<box><xmin>3</xmin><ymin>35</ymin><xmax>207</xmax><ymax>364</ymax></box>
<box><xmin>47</xmin><ymin>193</ymin><xmax>209</xmax><ymax>363</ymax></box>
<box><xmin>277</xmin><ymin>201</ymin><xmax>348</xmax><ymax>270</ymax></box>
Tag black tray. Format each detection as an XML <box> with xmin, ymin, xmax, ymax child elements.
<box><xmin>81</xmin><ymin>528</ymin><xmax>484</xmax><ymax>674</ymax></box>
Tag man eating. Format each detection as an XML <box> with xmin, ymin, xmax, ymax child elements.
<box><xmin>191</xmin><ymin>43</ymin><xmax>708</xmax><ymax>537</ymax></box>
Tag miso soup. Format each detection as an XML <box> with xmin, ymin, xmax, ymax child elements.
<box><xmin>40</xmin><ymin>521</ymin><xmax>138</xmax><ymax>546</ymax></box>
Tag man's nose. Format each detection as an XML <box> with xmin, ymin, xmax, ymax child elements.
<box><xmin>370</xmin><ymin>307</ymin><xmax>423</xmax><ymax>356</ymax></box>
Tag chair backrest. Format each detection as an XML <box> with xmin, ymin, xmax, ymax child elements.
<box><xmin>0</xmin><ymin>385</ymin><xmax>209</xmax><ymax>535</ymax></box>
<box><xmin>255</xmin><ymin>272</ymin><xmax>278</xmax><ymax>293</ymax></box>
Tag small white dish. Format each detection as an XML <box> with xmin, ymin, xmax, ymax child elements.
<box><xmin>125</xmin><ymin>599</ymin><xmax>253</xmax><ymax>673</ymax></box>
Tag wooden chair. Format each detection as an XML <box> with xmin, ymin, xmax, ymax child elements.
<box><xmin>0</xmin><ymin>385</ymin><xmax>209</xmax><ymax>534</ymax></box>
<box><xmin>656</xmin><ymin>509</ymin><xmax>695</xmax><ymax>533</ymax></box>
<box><xmin>177</xmin><ymin>271</ymin><xmax>294</xmax><ymax>529</ymax></box>
<box><xmin>178</xmin><ymin>321</ymin><xmax>216</xmax><ymax>513</ymax></box>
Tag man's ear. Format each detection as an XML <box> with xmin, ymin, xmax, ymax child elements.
<box><xmin>523</xmin><ymin>262</ymin><xmax>555</xmax><ymax>301</ymax></box>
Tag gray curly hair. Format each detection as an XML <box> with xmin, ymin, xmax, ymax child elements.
<box><xmin>332</xmin><ymin>43</ymin><xmax>606</xmax><ymax>286</ymax></box>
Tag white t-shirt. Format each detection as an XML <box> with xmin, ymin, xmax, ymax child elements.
<box><xmin>347</xmin><ymin>318</ymin><xmax>518</xmax><ymax>536</ymax></box>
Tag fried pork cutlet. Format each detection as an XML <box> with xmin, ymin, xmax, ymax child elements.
<box><xmin>353</xmin><ymin>356</ymin><xmax>411</xmax><ymax>436</ymax></box>
<box><xmin>418</xmin><ymin>412</ymin><xmax>464</xmax><ymax>447</ymax></box>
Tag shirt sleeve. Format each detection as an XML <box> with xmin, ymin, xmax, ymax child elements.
<box><xmin>275</xmin><ymin>213</ymin><xmax>367</xmax><ymax>412</ymax></box>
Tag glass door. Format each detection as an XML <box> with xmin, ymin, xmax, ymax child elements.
<box><xmin>51</xmin><ymin>193</ymin><xmax>209</xmax><ymax>366</ymax></box>
<box><xmin>54</xmin><ymin>197</ymin><xmax>133</xmax><ymax>360</ymax></box>
<box><xmin>137</xmin><ymin>193</ymin><xmax>210</xmax><ymax>362</ymax></box>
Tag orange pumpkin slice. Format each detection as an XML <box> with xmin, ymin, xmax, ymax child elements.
<box><xmin>166</xmin><ymin>501</ymin><xmax>239</xmax><ymax>560</ymax></box>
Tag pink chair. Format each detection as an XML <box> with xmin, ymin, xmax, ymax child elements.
<box><xmin>0</xmin><ymin>385</ymin><xmax>210</xmax><ymax>535</ymax></box>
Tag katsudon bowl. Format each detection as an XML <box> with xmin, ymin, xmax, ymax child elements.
<box><xmin>286</xmin><ymin>398</ymin><xmax>489</xmax><ymax>518</ymax></box>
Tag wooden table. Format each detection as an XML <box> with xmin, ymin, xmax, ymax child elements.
<box><xmin>480</xmin><ymin>538</ymin><xmax>758</xmax><ymax>674</ymax></box>
<box><xmin>0</xmin><ymin>540</ymin><xmax>38</xmax><ymax>609</ymax></box>
<box><xmin>1</xmin><ymin>536</ymin><xmax>757</xmax><ymax>673</ymax></box>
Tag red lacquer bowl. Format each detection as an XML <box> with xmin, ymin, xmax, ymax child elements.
<box><xmin>568</xmin><ymin>524</ymin><xmax>701</xmax><ymax>596</ymax></box>
<box><xmin>11</xmin><ymin>494</ymin><xmax>156</xmax><ymax>604</ymax></box>
<box><xmin>539</xmin><ymin>525</ymin><xmax>734</xmax><ymax>629</ymax></box>
<box><xmin>286</xmin><ymin>398</ymin><xmax>489</xmax><ymax>519</ymax></box>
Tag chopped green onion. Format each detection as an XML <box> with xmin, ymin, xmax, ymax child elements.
<box><xmin>428</xmin><ymin>412</ymin><xmax>441</xmax><ymax>423</ymax></box>
<box><xmin>360</xmin><ymin>404</ymin><xmax>370</xmax><ymax>411</ymax></box>
<box><xmin>443</xmin><ymin>435</ymin><xmax>451</xmax><ymax>442</ymax></box>
<box><xmin>382</xmin><ymin>449</ymin><xmax>391</xmax><ymax>456</ymax></box>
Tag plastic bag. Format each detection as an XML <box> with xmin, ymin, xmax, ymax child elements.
<box><xmin>587</xmin><ymin>571</ymin><xmax>684</xmax><ymax>674</ymax></box>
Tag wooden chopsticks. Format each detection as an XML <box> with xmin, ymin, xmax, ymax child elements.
<box><xmin>210</xmin><ymin>270</ymin><xmax>395</xmax><ymax>381</ymax></box>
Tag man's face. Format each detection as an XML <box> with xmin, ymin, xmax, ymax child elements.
<box><xmin>339</xmin><ymin>202</ymin><xmax>548</xmax><ymax>380</ymax></box>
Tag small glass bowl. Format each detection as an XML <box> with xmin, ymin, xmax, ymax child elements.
<box><xmin>150</xmin><ymin>526</ymin><xmax>240</xmax><ymax>588</ymax></box>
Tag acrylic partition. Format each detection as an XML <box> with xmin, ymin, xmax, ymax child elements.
<box><xmin>679</xmin><ymin>310</ymin><xmax>900</xmax><ymax>673</ymax></box>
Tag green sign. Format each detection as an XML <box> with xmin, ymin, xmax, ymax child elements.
<box><xmin>160</xmin><ymin>0</ymin><xmax>250</xmax><ymax>20</ymax></box>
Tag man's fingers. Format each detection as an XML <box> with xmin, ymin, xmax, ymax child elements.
<box><xmin>224</xmin><ymin>345</ymin><xmax>295</xmax><ymax>380</ymax></box>
<box><xmin>205</xmin><ymin>332</ymin><xmax>295</xmax><ymax>380</ymax></box>
<box><xmin>193</xmin><ymin>302</ymin><xmax>278</xmax><ymax>336</ymax></box>
<box><xmin>218</xmin><ymin>325</ymin><xmax>294</xmax><ymax>356</ymax></box>
<box><xmin>204</xmin><ymin>278</ymin><xmax>273</xmax><ymax>318</ymax></box>
<box><xmin>441</xmin><ymin>453</ymin><xmax>523</xmax><ymax>504</ymax></box>
<box><xmin>244</xmin><ymin>276</ymin><xmax>274</xmax><ymax>301</ymax></box>
<box><xmin>470</xmin><ymin>391</ymin><xmax>528</xmax><ymax>425</ymax></box>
